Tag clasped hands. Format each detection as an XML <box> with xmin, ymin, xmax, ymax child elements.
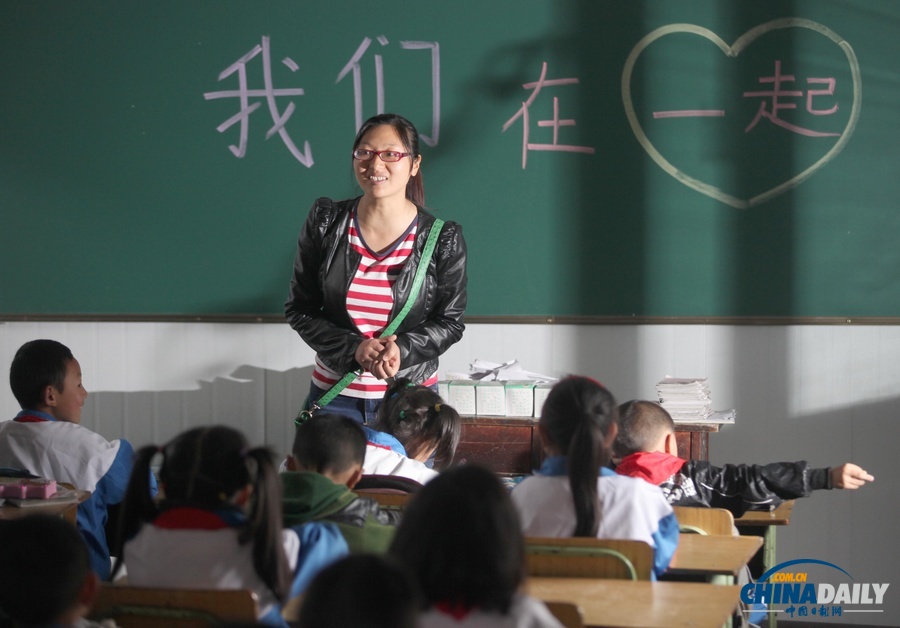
<box><xmin>355</xmin><ymin>335</ymin><xmax>400</xmax><ymax>380</ymax></box>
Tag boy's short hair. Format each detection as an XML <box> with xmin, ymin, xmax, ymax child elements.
<box><xmin>614</xmin><ymin>400</ymin><xmax>676</xmax><ymax>458</ymax></box>
<box><xmin>0</xmin><ymin>514</ymin><xmax>91</xmax><ymax>626</ymax></box>
<box><xmin>9</xmin><ymin>339</ymin><xmax>74</xmax><ymax>410</ymax></box>
<box><xmin>292</xmin><ymin>413</ymin><xmax>367</xmax><ymax>475</ymax></box>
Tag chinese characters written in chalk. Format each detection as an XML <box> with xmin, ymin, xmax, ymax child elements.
<box><xmin>203</xmin><ymin>35</ymin><xmax>441</xmax><ymax>167</ymax></box>
<box><xmin>653</xmin><ymin>60</ymin><xmax>841</xmax><ymax>138</ymax></box>
<box><xmin>502</xmin><ymin>61</ymin><xmax>596</xmax><ymax>169</ymax></box>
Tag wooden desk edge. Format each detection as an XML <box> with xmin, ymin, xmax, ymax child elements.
<box><xmin>526</xmin><ymin>578</ymin><xmax>742</xmax><ymax>628</ymax></box>
<box><xmin>668</xmin><ymin>534</ymin><xmax>764</xmax><ymax>577</ymax></box>
<box><xmin>734</xmin><ymin>500</ymin><xmax>795</xmax><ymax>526</ymax></box>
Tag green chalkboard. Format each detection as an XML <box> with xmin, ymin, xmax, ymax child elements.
<box><xmin>2</xmin><ymin>1</ymin><xmax>898</xmax><ymax>319</ymax></box>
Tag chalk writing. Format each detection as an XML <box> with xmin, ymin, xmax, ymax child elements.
<box><xmin>622</xmin><ymin>19</ymin><xmax>861</xmax><ymax>209</ymax></box>
<box><xmin>651</xmin><ymin>59</ymin><xmax>841</xmax><ymax>138</ymax></box>
<box><xmin>203</xmin><ymin>36</ymin><xmax>313</xmax><ymax>167</ymax></box>
<box><xmin>502</xmin><ymin>62</ymin><xmax>595</xmax><ymax>169</ymax></box>
<box><xmin>337</xmin><ymin>36</ymin><xmax>441</xmax><ymax>146</ymax></box>
<box><xmin>743</xmin><ymin>60</ymin><xmax>840</xmax><ymax>136</ymax></box>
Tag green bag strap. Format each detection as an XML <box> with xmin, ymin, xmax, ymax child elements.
<box><xmin>295</xmin><ymin>219</ymin><xmax>445</xmax><ymax>425</ymax></box>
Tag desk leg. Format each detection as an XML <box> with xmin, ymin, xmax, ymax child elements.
<box><xmin>744</xmin><ymin>527</ymin><xmax>777</xmax><ymax>628</ymax></box>
<box><xmin>763</xmin><ymin>527</ymin><xmax>777</xmax><ymax>628</ymax></box>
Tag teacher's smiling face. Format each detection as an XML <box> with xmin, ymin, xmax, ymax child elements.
<box><xmin>353</xmin><ymin>124</ymin><xmax>421</xmax><ymax>203</ymax></box>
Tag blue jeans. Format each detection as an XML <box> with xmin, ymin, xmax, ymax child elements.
<box><xmin>305</xmin><ymin>381</ymin><xmax>382</xmax><ymax>425</ymax></box>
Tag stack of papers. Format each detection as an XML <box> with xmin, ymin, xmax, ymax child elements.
<box><xmin>445</xmin><ymin>359</ymin><xmax>556</xmax><ymax>383</ymax></box>
<box><xmin>656</xmin><ymin>377</ymin><xmax>714</xmax><ymax>422</ymax></box>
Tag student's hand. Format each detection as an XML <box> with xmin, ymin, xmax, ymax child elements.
<box><xmin>832</xmin><ymin>463</ymin><xmax>874</xmax><ymax>489</ymax></box>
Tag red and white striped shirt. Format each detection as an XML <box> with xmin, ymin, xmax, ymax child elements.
<box><xmin>311</xmin><ymin>212</ymin><xmax>436</xmax><ymax>399</ymax></box>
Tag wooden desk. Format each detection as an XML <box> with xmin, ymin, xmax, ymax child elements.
<box><xmin>0</xmin><ymin>484</ymin><xmax>90</xmax><ymax>525</ymax></box>
<box><xmin>457</xmin><ymin>416</ymin><xmax>719</xmax><ymax>474</ymax></box>
<box><xmin>526</xmin><ymin>577</ymin><xmax>741</xmax><ymax>628</ymax></box>
<box><xmin>667</xmin><ymin>534</ymin><xmax>763</xmax><ymax>580</ymax></box>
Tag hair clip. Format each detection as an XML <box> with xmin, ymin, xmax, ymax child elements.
<box><xmin>434</xmin><ymin>403</ymin><xmax>442</xmax><ymax>412</ymax></box>
<box><xmin>399</xmin><ymin>410</ymin><xmax>406</xmax><ymax>419</ymax></box>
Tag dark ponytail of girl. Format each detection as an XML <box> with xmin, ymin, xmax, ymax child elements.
<box><xmin>539</xmin><ymin>377</ymin><xmax>618</xmax><ymax>537</ymax></box>
<box><xmin>242</xmin><ymin>446</ymin><xmax>290</xmax><ymax>603</ymax></box>
<box><xmin>110</xmin><ymin>443</ymin><xmax>164</xmax><ymax>580</ymax></box>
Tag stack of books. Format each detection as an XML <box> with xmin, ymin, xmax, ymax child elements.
<box><xmin>656</xmin><ymin>377</ymin><xmax>714</xmax><ymax>422</ymax></box>
<box><xmin>655</xmin><ymin>377</ymin><xmax>735</xmax><ymax>424</ymax></box>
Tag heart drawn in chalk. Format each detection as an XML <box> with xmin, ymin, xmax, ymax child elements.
<box><xmin>621</xmin><ymin>19</ymin><xmax>861</xmax><ymax>209</ymax></box>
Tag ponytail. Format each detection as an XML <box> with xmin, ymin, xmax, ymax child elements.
<box><xmin>429</xmin><ymin>402</ymin><xmax>461</xmax><ymax>471</ymax></box>
<box><xmin>539</xmin><ymin>377</ymin><xmax>617</xmax><ymax>538</ymax></box>
<box><xmin>110</xmin><ymin>444</ymin><xmax>162</xmax><ymax>580</ymax></box>
<box><xmin>568</xmin><ymin>413</ymin><xmax>604</xmax><ymax>537</ymax></box>
<box><xmin>243</xmin><ymin>447</ymin><xmax>290</xmax><ymax>603</ymax></box>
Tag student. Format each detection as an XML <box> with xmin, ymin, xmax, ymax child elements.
<box><xmin>112</xmin><ymin>425</ymin><xmax>347</xmax><ymax>626</ymax></box>
<box><xmin>511</xmin><ymin>377</ymin><xmax>679</xmax><ymax>580</ymax></box>
<box><xmin>614</xmin><ymin>400</ymin><xmax>875</xmax><ymax>516</ymax></box>
<box><xmin>297</xmin><ymin>554</ymin><xmax>421</xmax><ymax>628</ymax></box>
<box><xmin>361</xmin><ymin>378</ymin><xmax>461</xmax><ymax>483</ymax></box>
<box><xmin>389</xmin><ymin>464</ymin><xmax>562</xmax><ymax>627</ymax></box>
<box><xmin>0</xmin><ymin>339</ymin><xmax>153</xmax><ymax>580</ymax></box>
<box><xmin>285</xmin><ymin>112</ymin><xmax>468</xmax><ymax>426</ymax></box>
<box><xmin>0</xmin><ymin>515</ymin><xmax>103</xmax><ymax>628</ymax></box>
<box><xmin>282</xmin><ymin>413</ymin><xmax>402</xmax><ymax>553</ymax></box>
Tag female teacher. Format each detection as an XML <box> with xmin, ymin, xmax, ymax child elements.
<box><xmin>285</xmin><ymin>113</ymin><xmax>468</xmax><ymax>425</ymax></box>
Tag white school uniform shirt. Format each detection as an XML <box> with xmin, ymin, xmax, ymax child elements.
<box><xmin>511</xmin><ymin>460</ymin><xmax>679</xmax><ymax>578</ymax></box>
<box><xmin>0</xmin><ymin>417</ymin><xmax>121</xmax><ymax>491</ymax></box>
<box><xmin>362</xmin><ymin>442</ymin><xmax>439</xmax><ymax>484</ymax></box>
<box><xmin>419</xmin><ymin>594</ymin><xmax>563</xmax><ymax>628</ymax></box>
<box><xmin>124</xmin><ymin>521</ymin><xmax>300</xmax><ymax>619</ymax></box>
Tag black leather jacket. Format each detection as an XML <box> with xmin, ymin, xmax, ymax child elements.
<box><xmin>285</xmin><ymin>197</ymin><xmax>467</xmax><ymax>384</ymax></box>
<box><xmin>667</xmin><ymin>459</ymin><xmax>830</xmax><ymax>517</ymax></box>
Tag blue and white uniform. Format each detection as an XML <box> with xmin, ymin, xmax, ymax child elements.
<box><xmin>124</xmin><ymin>507</ymin><xmax>348</xmax><ymax>626</ymax></box>
<box><xmin>0</xmin><ymin>410</ymin><xmax>150</xmax><ymax>579</ymax></box>
<box><xmin>511</xmin><ymin>456</ymin><xmax>679</xmax><ymax>579</ymax></box>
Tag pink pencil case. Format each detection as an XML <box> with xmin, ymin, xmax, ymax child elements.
<box><xmin>0</xmin><ymin>479</ymin><xmax>57</xmax><ymax>499</ymax></box>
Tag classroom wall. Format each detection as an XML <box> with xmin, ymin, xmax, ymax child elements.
<box><xmin>0</xmin><ymin>321</ymin><xmax>895</xmax><ymax>625</ymax></box>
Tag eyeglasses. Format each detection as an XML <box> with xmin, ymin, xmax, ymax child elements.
<box><xmin>352</xmin><ymin>149</ymin><xmax>412</xmax><ymax>163</ymax></box>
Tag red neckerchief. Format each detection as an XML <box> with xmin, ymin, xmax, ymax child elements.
<box><xmin>368</xmin><ymin>441</ymin><xmax>393</xmax><ymax>451</ymax></box>
<box><xmin>434</xmin><ymin>600</ymin><xmax>477</xmax><ymax>621</ymax></box>
<box><xmin>153</xmin><ymin>507</ymin><xmax>231</xmax><ymax>530</ymax></box>
<box><xmin>13</xmin><ymin>413</ymin><xmax>50</xmax><ymax>423</ymax></box>
<box><xmin>616</xmin><ymin>451</ymin><xmax>687</xmax><ymax>485</ymax></box>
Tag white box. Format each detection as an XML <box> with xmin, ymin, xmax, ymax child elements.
<box><xmin>505</xmin><ymin>381</ymin><xmax>535</xmax><ymax>417</ymax></box>
<box><xmin>475</xmin><ymin>380</ymin><xmax>506</xmax><ymax>416</ymax></box>
<box><xmin>437</xmin><ymin>380</ymin><xmax>451</xmax><ymax>402</ymax></box>
<box><xmin>533</xmin><ymin>382</ymin><xmax>554</xmax><ymax>417</ymax></box>
<box><xmin>448</xmin><ymin>380</ymin><xmax>477</xmax><ymax>415</ymax></box>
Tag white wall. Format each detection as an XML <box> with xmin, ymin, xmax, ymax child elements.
<box><xmin>1</xmin><ymin>321</ymin><xmax>896</xmax><ymax>625</ymax></box>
